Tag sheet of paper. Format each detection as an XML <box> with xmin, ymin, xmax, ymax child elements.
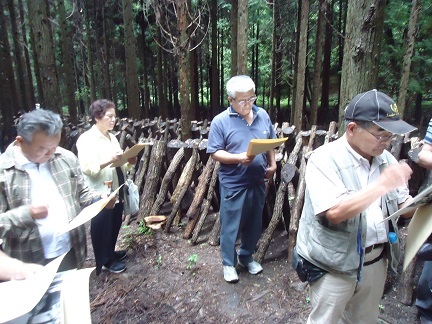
<box><xmin>60</xmin><ymin>185</ymin><xmax>123</xmax><ymax>234</ymax></box>
<box><xmin>62</xmin><ymin>268</ymin><xmax>94</xmax><ymax>323</ymax></box>
<box><xmin>403</xmin><ymin>204</ymin><xmax>432</xmax><ymax>271</ymax></box>
<box><xmin>380</xmin><ymin>182</ymin><xmax>432</xmax><ymax>223</ymax></box>
<box><xmin>0</xmin><ymin>254</ymin><xmax>65</xmax><ymax>323</ymax></box>
<box><xmin>110</xmin><ymin>143</ymin><xmax>148</xmax><ymax>168</ymax></box>
<box><xmin>246</xmin><ymin>138</ymin><xmax>287</xmax><ymax>156</ymax></box>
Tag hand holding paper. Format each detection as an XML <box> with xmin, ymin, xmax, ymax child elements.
<box><xmin>246</xmin><ymin>138</ymin><xmax>287</xmax><ymax>156</ymax></box>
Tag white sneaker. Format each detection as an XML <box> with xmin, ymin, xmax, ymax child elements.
<box><xmin>223</xmin><ymin>266</ymin><xmax>239</xmax><ymax>283</ymax></box>
<box><xmin>238</xmin><ymin>260</ymin><xmax>263</xmax><ymax>275</ymax></box>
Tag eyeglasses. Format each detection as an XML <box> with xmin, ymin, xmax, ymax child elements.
<box><xmin>105</xmin><ymin>114</ymin><xmax>117</xmax><ymax>120</ymax></box>
<box><xmin>234</xmin><ymin>96</ymin><xmax>257</xmax><ymax>106</ymax></box>
<box><xmin>362</xmin><ymin>127</ymin><xmax>395</xmax><ymax>142</ymax></box>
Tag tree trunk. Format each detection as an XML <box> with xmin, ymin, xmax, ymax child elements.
<box><xmin>236</xmin><ymin>0</ymin><xmax>248</xmax><ymax>75</ymax></box>
<box><xmin>156</xmin><ymin>29</ymin><xmax>167</xmax><ymax>119</ymax></box>
<box><xmin>177</xmin><ymin>0</ymin><xmax>192</xmax><ymax>141</ymax></box>
<box><xmin>6</xmin><ymin>0</ymin><xmax>26</xmax><ymax>111</ymax></box>
<box><xmin>210</xmin><ymin>0</ymin><xmax>220</xmax><ymax>119</ymax></box>
<box><xmin>28</xmin><ymin>0</ymin><xmax>62</xmax><ymax>113</ymax></box>
<box><xmin>0</xmin><ymin>1</ymin><xmax>17</xmax><ymax>150</ymax></box>
<box><xmin>101</xmin><ymin>5</ymin><xmax>112</xmax><ymax>100</ymax></box>
<box><xmin>123</xmin><ymin>0</ymin><xmax>140</xmax><ymax>119</ymax></box>
<box><xmin>17</xmin><ymin>0</ymin><xmax>36</xmax><ymax>110</ymax></box>
<box><xmin>230</xmin><ymin>0</ymin><xmax>238</xmax><ymax>76</ymax></box>
<box><xmin>58</xmin><ymin>0</ymin><xmax>78</xmax><ymax>124</ymax></box>
<box><xmin>319</xmin><ymin>0</ymin><xmax>332</xmax><ymax>125</ymax></box>
<box><xmin>293</xmin><ymin>0</ymin><xmax>309</xmax><ymax>132</ymax></box>
<box><xmin>339</xmin><ymin>0</ymin><xmax>386</xmax><ymax>134</ymax></box>
<box><xmin>310</xmin><ymin>0</ymin><xmax>326</xmax><ymax>126</ymax></box>
<box><xmin>83</xmin><ymin>1</ymin><xmax>96</xmax><ymax>103</ymax></box>
<box><xmin>397</xmin><ymin>0</ymin><xmax>419</xmax><ymax>119</ymax></box>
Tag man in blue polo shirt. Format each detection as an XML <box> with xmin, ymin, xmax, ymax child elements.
<box><xmin>207</xmin><ymin>75</ymin><xmax>277</xmax><ymax>283</ymax></box>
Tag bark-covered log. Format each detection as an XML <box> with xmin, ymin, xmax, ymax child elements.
<box><xmin>255</xmin><ymin>163</ymin><xmax>296</xmax><ymax>263</ymax></box>
<box><xmin>313</xmin><ymin>129</ymin><xmax>327</xmax><ymax>150</ymax></box>
<box><xmin>137</xmin><ymin>139</ymin><xmax>166</xmax><ymax>221</ymax></box>
<box><xmin>324</xmin><ymin>121</ymin><xmax>337</xmax><ymax>144</ymax></box>
<box><xmin>398</xmin><ymin>255</ymin><xmax>417</xmax><ymax>305</ymax></box>
<box><xmin>198</xmin><ymin>139</ymin><xmax>209</xmax><ymax>165</ymax></box>
<box><xmin>165</xmin><ymin>148</ymin><xmax>199</xmax><ymax>232</ymax></box>
<box><xmin>191</xmin><ymin>161</ymin><xmax>220</xmax><ymax>244</ymax></box>
<box><xmin>183</xmin><ymin>157</ymin><xmax>216</xmax><ymax>239</ymax></box>
<box><xmin>150</xmin><ymin>147</ymin><xmax>185</xmax><ymax>216</ymax></box>
<box><xmin>288</xmin><ymin>126</ymin><xmax>317</xmax><ymax>264</ymax></box>
<box><xmin>134</xmin><ymin>141</ymin><xmax>152</xmax><ymax>192</ymax></box>
<box><xmin>208</xmin><ymin>211</ymin><xmax>221</xmax><ymax>246</ymax></box>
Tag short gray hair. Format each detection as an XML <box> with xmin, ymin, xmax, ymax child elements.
<box><xmin>17</xmin><ymin>109</ymin><xmax>63</xmax><ymax>143</ymax></box>
<box><xmin>226</xmin><ymin>75</ymin><xmax>256</xmax><ymax>98</ymax></box>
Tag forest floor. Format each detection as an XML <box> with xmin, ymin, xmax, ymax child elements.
<box><xmin>85</xmin><ymin>210</ymin><xmax>422</xmax><ymax>324</ymax></box>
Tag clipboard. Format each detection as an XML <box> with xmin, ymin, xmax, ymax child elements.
<box><xmin>109</xmin><ymin>143</ymin><xmax>149</xmax><ymax>168</ymax></box>
<box><xmin>246</xmin><ymin>138</ymin><xmax>287</xmax><ymax>156</ymax></box>
<box><xmin>380</xmin><ymin>182</ymin><xmax>432</xmax><ymax>223</ymax></box>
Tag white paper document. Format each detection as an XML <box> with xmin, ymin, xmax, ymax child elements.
<box><xmin>380</xmin><ymin>182</ymin><xmax>432</xmax><ymax>223</ymax></box>
<box><xmin>403</xmin><ymin>204</ymin><xmax>432</xmax><ymax>271</ymax></box>
<box><xmin>60</xmin><ymin>185</ymin><xmax>123</xmax><ymax>234</ymax></box>
<box><xmin>0</xmin><ymin>254</ymin><xmax>94</xmax><ymax>324</ymax></box>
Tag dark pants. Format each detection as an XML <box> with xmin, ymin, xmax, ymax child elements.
<box><xmin>91</xmin><ymin>202</ymin><xmax>123</xmax><ymax>274</ymax></box>
<box><xmin>416</xmin><ymin>261</ymin><xmax>432</xmax><ymax>323</ymax></box>
<box><xmin>219</xmin><ymin>183</ymin><xmax>265</xmax><ymax>266</ymax></box>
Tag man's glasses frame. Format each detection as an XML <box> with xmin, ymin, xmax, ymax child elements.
<box><xmin>233</xmin><ymin>96</ymin><xmax>257</xmax><ymax>106</ymax></box>
<box><xmin>361</xmin><ymin>127</ymin><xmax>395</xmax><ymax>142</ymax></box>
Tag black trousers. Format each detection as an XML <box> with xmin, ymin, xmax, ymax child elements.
<box><xmin>91</xmin><ymin>202</ymin><xmax>123</xmax><ymax>275</ymax></box>
<box><xmin>416</xmin><ymin>261</ymin><xmax>432</xmax><ymax>322</ymax></box>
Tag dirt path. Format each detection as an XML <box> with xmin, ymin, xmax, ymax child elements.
<box><xmin>85</xmin><ymin>214</ymin><xmax>421</xmax><ymax>323</ymax></box>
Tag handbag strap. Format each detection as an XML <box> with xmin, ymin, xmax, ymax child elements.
<box><xmin>115</xmin><ymin>167</ymin><xmax>125</xmax><ymax>200</ymax></box>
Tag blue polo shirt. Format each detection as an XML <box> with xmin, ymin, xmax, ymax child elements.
<box><xmin>207</xmin><ymin>105</ymin><xmax>276</xmax><ymax>190</ymax></box>
<box><xmin>425</xmin><ymin>119</ymin><xmax>432</xmax><ymax>144</ymax></box>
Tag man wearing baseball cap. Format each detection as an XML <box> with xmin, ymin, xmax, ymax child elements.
<box><xmin>293</xmin><ymin>89</ymin><xmax>417</xmax><ymax>323</ymax></box>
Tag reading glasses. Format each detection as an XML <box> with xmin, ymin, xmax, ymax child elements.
<box><xmin>234</xmin><ymin>96</ymin><xmax>257</xmax><ymax>106</ymax></box>
<box><xmin>362</xmin><ymin>127</ymin><xmax>395</xmax><ymax>142</ymax></box>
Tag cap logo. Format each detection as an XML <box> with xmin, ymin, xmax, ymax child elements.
<box><xmin>387</xmin><ymin>103</ymin><xmax>399</xmax><ymax>118</ymax></box>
